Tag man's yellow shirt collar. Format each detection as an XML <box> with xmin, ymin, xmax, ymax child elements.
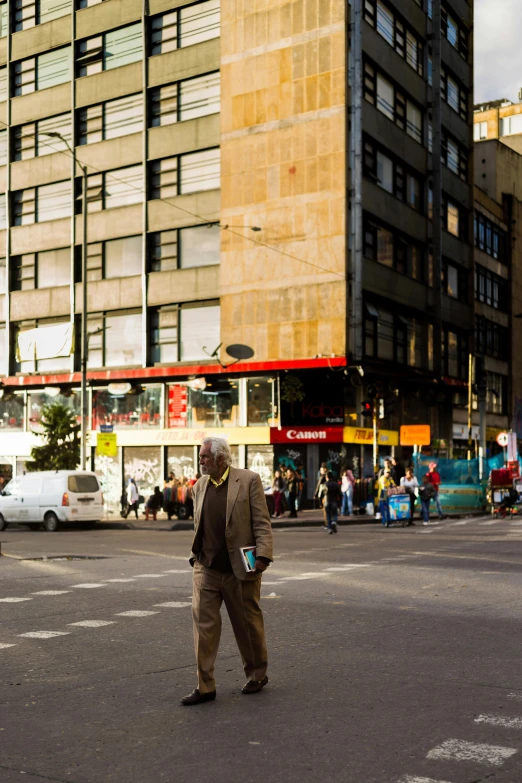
<box><xmin>209</xmin><ymin>466</ymin><xmax>230</xmax><ymax>487</ymax></box>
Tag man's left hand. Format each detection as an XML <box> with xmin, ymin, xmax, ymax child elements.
<box><xmin>254</xmin><ymin>558</ymin><xmax>268</xmax><ymax>573</ymax></box>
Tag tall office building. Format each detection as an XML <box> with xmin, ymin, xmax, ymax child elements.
<box><xmin>0</xmin><ymin>0</ymin><xmax>475</xmax><ymax>511</ymax></box>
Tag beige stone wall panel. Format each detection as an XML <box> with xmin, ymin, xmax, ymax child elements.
<box><xmin>148</xmin><ymin>113</ymin><xmax>220</xmax><ymax>161</ymax></box>
<box><xmin>77</xmin><ymin>134</ymin><xmax>142</xmax><ymax>174</ymax></box>
<box><xmin>75</xmin><ymin>64</ymin><xmax>142</xmax><ymax>108</ymax></box>
<box><xmin>76</xmin><ymin>0</ymin><xmax>141</xmax><ymax>39</ymax></box>
<box><xmin>75</xmin><ymin>276</ymin><xmax>141</xmax><ymax>315</ymax></box>
<box><xmin>12</xmin><ymin>83</ymin><xmax>71</xmax><ymax>126</ymax></box>
<box><xmin>11</xmin><ymin>219</ymin><xmax>70</xmax><ymax>255</ymax></box>
<box><xmin>11</xmin><ymin>152</ymin><xmax>70</xmax><ymax>191</ymax></box>
<box><xmin>75</xmin><ymin>204</ymin><xmax>143</xmax><ymax>245</ymax></box>
<box><xmin>11</xmin><ymin>15</ymin><xmax>71</xmax><ymax>61</ymax></box>
<box><xmin>148</xmin><ymin>39</ymin><xmax>220</xmax><ymax>89</ymax></box>
<box><xmin>148</xmin><ymin>265</ymin><xmax>220</xmax><ymax>307</ymax></box>
<box><xmin>147</xmin><ymin>189</ymin><xmax>220</xmax><ymax>232</ymax></box>
<box><xmin>10</xmin><ymin>285</ymin><xmax>70</xmax><ymax>322</ymax></box>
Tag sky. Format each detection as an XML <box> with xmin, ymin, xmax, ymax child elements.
<box><xmin>474</xmin><ymin>0</ymin><xmax>521</xmax><ymax>104</ymax></box>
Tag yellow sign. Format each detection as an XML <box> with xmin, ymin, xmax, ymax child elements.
<box><xmin>400</xmin><ymin>425</ymin><xmax>431</xmax><ymax>446</ymax></box>
<box><xmin>97</xmin><ymin>432</ymin><xmax>118</xmax><ymax>457</ymax></box>
<box><xmin>343</xmin><ymin>427</ymin><xmax>399</xmax><ymax>446</ymax></box>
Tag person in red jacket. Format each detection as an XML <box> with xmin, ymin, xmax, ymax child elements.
<box><xmin>427</xmin><ymin>462</ymin><xmax>445</xmax><ymax>519</ymax></box>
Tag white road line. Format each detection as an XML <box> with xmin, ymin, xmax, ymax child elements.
<box><xmin>480</xmin><ymin>521</ymin><xmax>498</xmax><ymax>526</ymax></box>
<box><xmin>450</xmin><ymin>520</ymin><xmax>471</xmax><ymax>526</ymax></box>
<box><xmin>0</xmin><ymin>597</ymin><xmax>32</xmax><ymax>602</ymax></box>
<box><xmin>475</xmin><ymin>714</ymin><xmax>522</xmax><ymax>729</ymax></box>
<box><xmin>261</xmin><ymin>581</ymin><xmax>281</xmax><ymax>585</ymax></box>
<box><xmin>68</xmin><ymin>620</ymin><xmax>116</xmax><ymax>628</ymax></box>
<box><xmin>134</xmin><ymin>574</ymin><xmax>168</xmax><ymax>578</ymax></box>
<box><xmin>32</xmin><ymin>590</ymin><xmax>71</xmax><ymax>596</ymax></box>
<box><xmin>399</xmin><ymin>777</ymin><xmax>453</xmax><ymax>783</ymax></box>
<box><xmin>115</xmin><ymin>610</ymin><xmax>160</xmax><ymax>617</ymax></box>
<box><xmin>72</xmin><ymin>583</ymin><xmax>108</xmax><ymax>589</ymax></box>
<box><xmin>324</xmin><ymin>565</ymin><xmax>372</xmax><ymax>571</ymax></box>
<box><xmin>163</xmin><ymin>569</ymin><xmax>191</xmax><ymax>574</ymax></box>
<box><xmin>507</xmin><ymin>692</ymin><xmax>522</xmax><ymax>701</ymax></box>
<box><xmin>278</xmin><ymin>575</ymin><xmax>325</xmax><ymax>581</ymax></box>
<box><xmin>19</xmin><ymin>631</ymin><xmax>70</xmax><ymax>639</ymax></box>
<box><xmin>427</xmin><ymin>739</ymin><xmax>517</xmax><ymax>766</ymax></box>
<box><xmin>0</xmin><ymin>643</ymin><xmax>16</xmax><ymax>649</ymax></box>
<box><xmin>153</xmin><ymin>602</ymin><xmax>191</xmax><ymax>608</ymax></box>
<box><xmin>104</xmin><ymin>579</ymin><xmax>136</xmax><ymax>583</ymax></box>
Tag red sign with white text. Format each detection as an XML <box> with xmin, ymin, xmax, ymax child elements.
<box><xmin>270</xmin><ymin>427</ymin><xmax>344</xmax><ymax>444</ymax></box>
<box><xmin>168</xmin><ymin>385</ymin><xmax>188</xmax><ymax>428</ymax></box>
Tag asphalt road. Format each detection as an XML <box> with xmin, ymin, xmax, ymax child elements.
<box><xmin>3</xmin><ymin>516</ymin><xmax>522</xmax><ymax>783</ymax></box>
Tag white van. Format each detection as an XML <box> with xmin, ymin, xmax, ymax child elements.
<box><xmin>0</xmin><ymin>471</ymin><xmax>103</xmax><ymax>532</ymax></box>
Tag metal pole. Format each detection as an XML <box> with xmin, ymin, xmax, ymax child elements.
<box><xmin>81</xmin><ymin>165</ymin><xmax>88</xmax><ymax>471</ymax></box>
<box><xmin>349</xmin><ymin>0</ymin><xmax>363</xmax><ymax>363</ymax></box>
<box><xmin>467</xmin><ymin>353</ymin><xmax>473</xmax><ymax>460</ymax></box>
<box><xmin>479</xmin><ymin>384</ymin><xmax>487</xmax><ymax>482</ymax></box>
<box><xmin>373</xmin><ymin>401</ymin><xmax>378</xmax><ymax>478</ymax></box>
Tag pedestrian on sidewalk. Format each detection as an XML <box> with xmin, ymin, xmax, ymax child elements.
<box><xmin>271</xmin><ymin>469</ymin><xmax>285</xmax><ymax>518</ymax></box>
<box><xmin>285</xmin><ymin>468</ymin><xmax>299</xmax><ymax>518</ymax></box>
<box><xmin>392</xmin><ymin>458</ymin><xmax>405</xmax><ymax>484</ymax></box>
<box><xmin>124</xmin><ymin>478</ymin><xmax>139</xmax><ymax>519</ymax></box>
<box><xmin>427</xmin><ymin>462</ymin><xmax>445</xmax><ymax>519</ymax></box>
<box><xmin>377</xmin><ymin>468</ymin><xmax>395</xmax><ymax>528</ymax></box>
<box><xmin>145</xmin><ymin>486</ymin><xmax>164</xmax><ymax>521</ymax></box>
<box><xmin>419</xmin><ymin>474</ymin><xmax>436</xmax><ymax>525</ymax></box>
<box><xmin>400</xmin><ymin>467</ymin><xmax>419</xmax><ymax>526</ymax></box>
<box><xmin>324</xmin><ymin>471</ymin><xmax>342</xmax><ymax>534</ymax></box>
<box><xmin>314</xmin><ymin>463</ymin><xmax>328</xmax><ymax>526</ymax></box>
<box><xmin>378</xmin><ymin>458</ymin><xmax>397</xmax><ymax>483</ymax></box>
<box><xmin>341</xmin><ymin>468</ymin><xmax>355</xmax><ymax>516</ymax></box>
<box><xmin>182</xmin><ymin>436</ymin><xmax>273</xmax><ymax>706</ymax></box>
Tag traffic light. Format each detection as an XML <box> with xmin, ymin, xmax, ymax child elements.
<box><xmin>361</xmin><ymin>400</ymin><xmax>373</xmax><ymax>419</ymax></box>
<box><xmin>378</xmin><ymin>398</ymin><xmax>385</xmax><ymax>419</ymax></box>
<box><xmin>383</xmin><ymin>397</ymin><xmax>394</xmax><ymax>417</ymax></box>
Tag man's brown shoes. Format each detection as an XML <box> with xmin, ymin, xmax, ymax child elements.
<box><xmin>242</xmin><ymin>675</ymin><xmax>268</xmax><ymax>694</ymax></box>
<box><xmin>181</xmin><ymin>688</ymin><xmax>216</xmax><ymax>706</ymax></box>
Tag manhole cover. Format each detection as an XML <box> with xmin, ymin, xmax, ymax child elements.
<box><xmin>23</xmin><ymin>555</ymin><xmax>110</xmax><ymax>561</ymax></box>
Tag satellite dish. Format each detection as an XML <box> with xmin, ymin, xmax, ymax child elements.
<box><xmin>226</xmin><ymin>344</ymin><xmax>254</xmax><ymax>361</ymax></box>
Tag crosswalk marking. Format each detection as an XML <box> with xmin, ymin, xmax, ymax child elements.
<box><xmin>153</xmin><ymin>602</ymin><xmax>191</xmax><ymax>608</ymax></box>
<box><xmin>104</xmin><ymin>579</ymin><xmax>136</xmax><ymax>583</ymax></box>
<box><xmin>0</xmin><ymin>643</ymin><xmax>16</xmax><ymax>649</ymax></box>
<box><xmin>507</xmin><ymin>692</ymin><xmax>522</xmax><ymax>701</ymax></box>
<box><xmin>475</xmin><ymin>714</ymin><xmax>522</xmax><ymax>728</ymax></box>
<box><xmin>163</xmin><ymin>570</ymin><xmax>191</xmax><ymax>574</ymax></box>
<box><xmin>32</xmin><ymin>590</ymin><xmax>71</xmax><ymax>596</ymax></box>
<box><xmin>19</xmin><ymin>631</ymin><xmax>70</xmax><ymax>639</ymax></box>
<box><xmin>68</xmin><ymin>620</ymin><xmax>116</xmax><ymax>628</ymax></box>
<box><xmin>115</xmin><ymin>610</ymin><xmax>160</xmax><ymax>617</ymax></box>
<box><xmin>0</xmin><ymin>597</ymin><xmax>32</xmax><ymax>602</ymax></box>
<box><xmin>134</xmin><ymin>574</ymin><xmax>168</xmax><ymax>579</ymax></box>
<box><xmin>427</xmin><ymin>739</ymin><xmax>517</xmax><ymax>766</ymax></box>
<box><xmin>399</xmin><ymin>777</ymin><xmax>453</xmax><ymax>783</ymax></box>
<box><xmin>72</xmin><ymin>584</ymin><xmax>107</xmax><ymax>589</ymax></box>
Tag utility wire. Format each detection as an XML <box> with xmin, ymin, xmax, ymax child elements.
<box><xmin>0</xmin><ymin>117</ymin><xmax>347</xmax><ymax>281</ymax></box>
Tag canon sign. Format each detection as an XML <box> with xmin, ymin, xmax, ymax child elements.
<box><xmin>270</xmin><ymin>426</ymin><xmax>344</xmax><ymax>444</ymax></box>
<box><xmin>286</xmin><ymin>429</ymin><xmax>326</xmax><ymax>440</ymax></box>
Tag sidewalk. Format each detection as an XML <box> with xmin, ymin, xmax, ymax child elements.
<box><xmin>101</xmin><ymin>507</ymin><xmax>488</xmax><ymax>532</ymax></box>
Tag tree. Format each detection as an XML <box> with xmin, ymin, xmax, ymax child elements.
<box><xmin>281</xmin><ymin>374</ymin><xmax>305</xmax><ymax>419</ymax></box>
<box><xmin>27</xmin><ymin>403</ymin><xmax>81</xmax><ymax>472</ymax></box>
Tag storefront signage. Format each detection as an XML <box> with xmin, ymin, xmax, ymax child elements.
<box><xmin>343</xmin><ymin>427</ymin><xmax>399</xmax><ymax>446</ymax></box>
<box><xmin>168</xmin><ymin>385</ymin><xmax>188</xmax><ymax>428</ymax></box>
<box><xmin>280</xmin><ymin>371</ymin><xmax>344</xmax><ymax>426</ymax></box>
<box><xmin>453</xmin><ymin>424</ymin><xmax>479</xmax><ymax>440</ymax></box>
<box><xmin>270</xmin><ymin>427</ymin><xmax>344</xmax><ymax>444</ymax></box>
<box><xmin>497</xmin><ymin>432</ymin><xmax>509</xmax><ymax>447</ymax></box>
<box><xmin>97</xmin><ymin>432</ymin><xmax>118</xmax><ymax>457</ymax></box>
<box><xmin>400</xmin><ymin>425</ymin><xmax>431</xmax><ymax>446</ymax></box>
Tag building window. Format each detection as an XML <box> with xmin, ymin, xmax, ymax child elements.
<box><xmin>364</xmin><ymin>61</ymin><xmax>423</xmax><ymax>144</ymax></box>
<box><xmin>13</xmin><ymin>113</ymin><xmax>72</xmax><ymax>161</ymax></box>
<box><xmin>441</xmin><ymin>6</ymin><xmax>468</xmax><ymax>60</ymax></box>
<box><xmin>474</xmin><ymin>212</ymin><xmax>506</xmax><ymax>263</ymax></box>
<box><xmin>12</xmin><ymin>249</ymin><xmax>70</xmax><ymax>291</ymax></box>
<box><xmin>499</xmin><ymin>114</ymin><xmax>522</xmax><ymax>137</ymax></box>
<box><xmin>486</xmin><ymin>373</ymin><xmax>506</xmax><ymax>415</ymax></box>
<box><xmin>0</xmin><ymin>2</ymin><xmax>7</xmax><ymax>37</ymax></box>
<box><xmin>0</xmin><ymin>195</ymin><xmax>6</xmax><ymax>229</ymax></box>
<box><xmin>77</xmin><ymin>0</ymin><xmax>108</xmax><ymax>7</ymax></box>
<box><xmin>76</xmin><ymin>23</ymin><xmax>142</xmax><ymax>77</ymax></box>
<box><xmin>363</xmin><ymin>215</ymin><xmax>424</xmax><ymax>282</ymax></box>
<box><xmin>442</xmin><ymin>260</ymin><xmax>467</xmax><ymax>303</ymax></box>
<box><xmin>75</xmin><ymin>165</ymin><xmax>143</xmax><ymax>213</ymax></box>
<box><xmin>475</xmin><ymin>317</ymin><xmax>509</xmax><ymax>362</ymax></box>
<box><xmin>0</xmin><ymin>130</ymin><xmax>7</xmax><ymax>165</ymax></box>
<box><xmin>79</xmin><ymin>236</ymin><xmax>142</xmax><ymax>282</ymax></box>
<box><xmin>364</xmin><ymin>304</ymin><xmax>421</xmax><ymax>366</ymax></box>
<box><xmin>78</xmin><ymin>94</ymin><xmax>143</xmax><ymax>145</ymax></box>
<box><xmin>149</xmin><ymin>71</ymin><xmax>220</xmax><ymax>126</ymax></box>
<box><xmin>363</xmin><ymin>137</ymin><xmax>422</xmax><ymax>211</ymax></box>
<box><xmin>442</xmin><ymin>329</ymin><xmax>467</xmax><ymax>379</ymax></box>
<box><xmin>150</xmin><ymin>0</ymin><xmax>220</xmax><ymax>56</ymax></box>
<box><xmin>442</xmin><ymin>131</ymin><xmax>468</xmax><ymax>181</ymax></box>
<box><xmin>92</xmin><ymin>386</ymin><xmax>162</xmax><ymax>430</ymax></box>
<box><xmin>14</xmin><ymin>0</ymin><xmax>71</xmax><ymax>29</ymax></box>
<box><xmin>180</xmin><ymin>302</ymin><xmax>220</xmax><ymax>361</ymax></box>
<box><xmin>443</xmin><ymin>198</ymin><xmax>463</xmax><ymax>238</ymax></box>
<box><xmin>475</xmin><ymin>265</ymin><xmax>508</xmax><ymax>311</ymax></box>
<box><xmin>442</xmin><ymin>67</ymin><xmax>467</xmax><ymax>120</ymax></box>
<box><xmin>149</xmin><ymin>224</ymin><xmax>220</xmax><ymax>272</ymax></box>
<box><xmin>248</xmin><ymin>377</ymin><xmax>276</xmax><ymax>426</ymax></box>
<box><xmin>13</xmin><ymin>181</ymin><xmax>71</xmax><ymax>225</ymax></box>
<box><xmin>150</xmin><ymin>148</ymin><xmax>220</xmax><ymax>198</ymax></box>
<box><xmin>13</xmin><ymin>46</ymin><xmax>71</xmax><ymax>96</ymax></box>
<box><xmin>364</xmin><ymin>0</ymin><xmax>423</xmax><ymax>75</ymax></box>
<box><xmin>150</xmin><ymin>306</ymin><xmax>178</xmax><ymax>364</ymax></box>
<box><xmin>15</xmin><ymin>319</ymin><xmax>72</xmax><ymax>373</ymax></box>
<box><xmin>474</xmin><ymin>121</ymin><xmax>488</xmax><ymax>141</ymax></box>
<box><xmin>87</xmin><ymin>311</ymin><xmax>142</xmax><ymax>368</ymax></box>
<box><xmin>0</xmin><ymin>67</ymin><xmax>6</xmax><ymax>101</ymax></box>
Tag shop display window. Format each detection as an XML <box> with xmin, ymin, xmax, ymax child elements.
<box><xmin>0</xmin><ymin>394</ymin><xmax>24</xmax><ymax>431</ymax></box>
<box><xmin>93</xmin><ymin>386</ymin><xmax>162</xmax><ymax>430</ymax></box>
<box><xmin>187</xmin><ymin>379</ymin><xmax>239</xmax><ymax>428</ymax></box>
<box><xmin>28</xmin><ymin>391</ymin><xmax>79</xmax><ymax>433</ymax></box>
<box><xmin>247</xmin><ymin>377</ymin><xmax>277</xmax><ymax>425</ymax></box>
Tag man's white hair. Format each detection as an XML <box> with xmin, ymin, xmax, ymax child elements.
<box><xmin>201</xmin><ymin>436</ymin><xmax>232</xmax><ymax>467</ymax></box>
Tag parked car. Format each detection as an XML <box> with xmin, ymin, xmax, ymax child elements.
<box><xmin>0</xmin><ymin>471</ymin><xmax>103</xmax><ymax>532</ymax></box>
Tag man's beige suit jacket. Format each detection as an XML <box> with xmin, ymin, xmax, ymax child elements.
<box><xmin>190</xmin><ymin>466</ymin><xmax>273</xmax><ymax>580</ymax></box>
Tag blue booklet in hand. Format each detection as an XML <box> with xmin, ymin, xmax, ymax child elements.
<box><xmin>240</xmin><ymin>546</ymin><xmax>257</xmax><ymax>572</ymax></box>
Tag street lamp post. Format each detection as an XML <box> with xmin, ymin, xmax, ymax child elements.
<box><xmin>43</xmin><ymin>132</ymin><xmax>89</xmax><ymax>470</ymax></box>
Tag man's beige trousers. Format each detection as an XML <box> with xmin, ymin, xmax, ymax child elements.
<box><xmin>192</xmin><ymin>562</ymin><xmax>268</xmax><ymax>693</ymax></box>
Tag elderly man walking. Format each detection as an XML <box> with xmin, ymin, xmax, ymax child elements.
<box><xmin>181</xmin><ymin>436</ymin><xmax>273</xmax><ymax>706</ymax></box>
